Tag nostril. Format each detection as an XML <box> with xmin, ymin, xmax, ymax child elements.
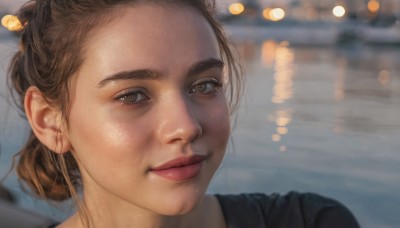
<box><xmin>159</xmin><ymin>114</ymin><xmax>203</xmax><ymax>145</ymax></box>
<box><xmin>175</xmin><ymin>120</ymin><xmax>202</xmax><ymax>143</ymax></box>
<box><xmin>157</xmin><ymin>97</ymin><xmax>203</xmax><ymax>144</ymax></box>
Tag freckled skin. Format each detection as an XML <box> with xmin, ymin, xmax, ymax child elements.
<box><xmin>64</xmin><ymin>4</ymin><xmax>230</xmax><ymax>225</ymax></box>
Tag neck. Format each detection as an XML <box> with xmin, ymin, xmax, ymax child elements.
<box><xmin>60</xmin><ymin>195</ymin><xmax>225</xmax><ymax>228</ymax></box>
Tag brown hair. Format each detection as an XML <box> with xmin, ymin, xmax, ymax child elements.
<box><xmin>8</xmin><ymin>0</ymin><xmax>243</xmax><ymax>223</ymax></box>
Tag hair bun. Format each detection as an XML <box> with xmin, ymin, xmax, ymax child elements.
<box><xmin>17</xmin><ymin>134</ymin><xmax>79</xmax><ymax>201</ymax></box>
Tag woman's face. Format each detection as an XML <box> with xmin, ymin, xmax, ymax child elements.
<box><xmin>65</xmin><ymin>5</ymin><xmax>230</xmax><ymax>215</ymax></box>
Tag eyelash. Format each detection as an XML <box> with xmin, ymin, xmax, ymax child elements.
<box><xmin>189</xmin><ymin>79</ymin><xmax>223</xmax><ymax>95</ymax></box>
<box><xmin>115</xmin><ymin>79</ymin><xmax>223</xmax><ymax>105</ymax></box>
<box><xmin>115</xmin><ymin>88</ymin><xmax>150</xmax><ymax>105</ymax></box>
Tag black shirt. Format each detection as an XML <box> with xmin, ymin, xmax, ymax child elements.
<box><xmin>215</xmin><ymin>192</ymin><xmax>360</xmax><ymax>228</ymax></box>
<box><xmin>48</xmin><ymin>192</ymin><xmax>360</xmax><ymax>228</ymax></box>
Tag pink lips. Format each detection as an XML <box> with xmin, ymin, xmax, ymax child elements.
<box><xmin>150</xmin><ymin>155</ymin><xmax>205</xmax><ymax>181</ymax></box>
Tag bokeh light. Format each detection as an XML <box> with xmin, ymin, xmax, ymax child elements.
<box><xmin>263</xmin><ymin>8</ymin><xmax>285</xmax><ymax>21</ymax></box>
<box><xmin>262</xmin><ymin>8</ymin><xmax>272</xmax><ymax>20</ymax></box>
<box><xmin>276</xmin><ymin>116</ymin><xmax>291</xmax><ymax>127</ymax></box>
<box><xmin>272</xmin><ymin>134</ymin><xmax>282</xmax><ymax>142</ymax></box>
<box><xmin>271</xmin><ymin>44</ymin><xmax>294</xmax><ymax>104</ymax></box>
<box><xmin>1</xmin><ymin>15</ymin><xmax>23</xmax><ymax>31</ymax></box>
<box><xmin>368</xmin><ymin>0</ymin><xmax>380</xmax><ymax>13</ymax></box>
<box><xmin>277</xmin><ymin>127</ymin><xmax>288</xmax><ymax>135</ymax></box>
<box><xmin>333</xmin><ymin>6</ymin><xmax>346</xmax><ymax>18</ymax></box>
<box><xmin>229</xmin><ymin>3</ymin><xmax>245</xmax><ymax>15</ymax></box>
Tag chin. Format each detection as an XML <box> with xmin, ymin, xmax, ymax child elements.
<box><xmin>155</xmin><ymin>187</ymin><xmax>206</xmax><ymax>216</ymax></box>
<box><xmin>166</xmin><ymin>198</ymin><xmax>204</xmax><ymax>216</ymax></box>
<box><xmin>162</xmin><ymin>203</ymin><xmax>199</xmax><ymax>216</ymax></box>
<box><xmin>142</xmin><ymin>165</ymin><xmax>217</xmax><ymax>216</ymax></box>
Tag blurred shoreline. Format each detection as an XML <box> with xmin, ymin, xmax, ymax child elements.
<box><xmin>222</xmin><ymin>20</ymin><xmax>400</xmax><ymax>46</ymax></box>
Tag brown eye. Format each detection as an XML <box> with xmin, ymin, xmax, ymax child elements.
<box><xmin>116</xmin><ymin>89</ymin><xmax>149</xmax><ymax>104</ymax></box>
<box><xmin>190</xmin><ymin>80</ymin><xmax>221</xmax><ymax>94</ymax></box>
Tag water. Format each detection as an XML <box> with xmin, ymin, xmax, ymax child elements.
<box><xmin>209</xmin><ymin>39</ymin><xmax>400</xmax><ymax>227</ymax></box>
<box><xmin>1</xmin><ymin>26</ymin><xmax>400</xmax><ymax>227</ymax></box>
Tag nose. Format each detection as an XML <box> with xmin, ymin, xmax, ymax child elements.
<box><xmin>157</xmin><ymin>96</ymin><xmax>203</xmax><ymax>145</ymax></box>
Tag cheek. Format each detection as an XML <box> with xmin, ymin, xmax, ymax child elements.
<box><xmin>66</xmin><ymin>103</ymin><xmax>146</xmax><ymax>167</ymax></box>
<box><xmin>203</xmin><ymin>98</ymin><xmax>231</xmax><ymax>149</ymax></box>
<box><xmin>66</xmin><ymin>111</ymin><xmax>155</xmax><ymax>190</ymax></box>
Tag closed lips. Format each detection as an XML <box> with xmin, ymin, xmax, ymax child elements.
<box><xmin>151</xmin><ymin>155</ymin><xmax>206</xmax><ymax>171</ymax></box>
<box><xmin>150</xmin><ymin>155</ymin><xmax>206</xmax><ymax>181</ymax></box>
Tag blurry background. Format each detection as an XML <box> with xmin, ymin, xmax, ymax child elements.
<box><xmin>1</xmin><ymin>0</ymin><xmax>400</xmax><ymax>227</ymax></box>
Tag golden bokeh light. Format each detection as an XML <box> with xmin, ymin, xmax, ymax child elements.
<box><xmin>229</xmin><ymin>3</ymin><xmax>245</xmax><ymax>15</ymax></box>
<box><xmin>270</xmin><ymin>8</ymin><xmax>285</xmax><ymax>21</ymax></box>
<box><xmin>272</xmin><ymin>134</ymin><xmax>282</xmax><ymax>142</ymax></box>
<box><xmin>261</xmin><ymin>40</ymin><xmax>277</xmax><ymax>67</ymax></box>
<box><xmin>276</xmin><ymin>116</ymin><xmax>291</xmax><ymax>127</ymax></box>
<box><xmin>275</xmin><ymin>110</ymin><xmax>292</xmax><ymax>127</ymax></box>
<box><xmin>271</xmin><ymin>44</ymin><xmax>294</xmax><ymax>104</ymax></box>
<box><xmin>263</xmin><ymin>8</ymin><xmax>285</xmax><ymax>21</ymax></box>
<box><xmin>1</xmin><ymin>15</ymin><xmax>23</xmax><ymax>31</ymax></box>
<box><xmin>262</xmin><ymin>8</ymin><xmax>272</xmax><ymax>20</ymax></box>
<box><xmin>368</xmin><ymin>0</ymin><xmax>380</xmax><ymax>13</ymax></box>
<box><xmin>333</xmin><ymin>6</ymin><xmax>346</xmax><ymax>18</ymax></box>
<box><xmin>277</xmin><ymin>127</ymin><xmax>288</xmax><ymax>135</ymax></box>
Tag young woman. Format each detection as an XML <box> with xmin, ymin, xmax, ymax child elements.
<box><xmin>8</xmin><ymin>0</ymin><xmax>360</xmax><ymax>227</ymax></box>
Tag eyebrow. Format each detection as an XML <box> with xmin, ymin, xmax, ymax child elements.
<box><xmin>97</xmin><ymin>58</ymin><xmax>224</xmax><ymax>88</ymax></box>
<box><xmin>187</xmin><ymin>58</ymin><xmax>224</xmax><ymax>76</ymax></box>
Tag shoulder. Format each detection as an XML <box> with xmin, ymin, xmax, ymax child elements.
<box><xmin>215</xmin><ymin>192</ymin><xmax>360</xmax><ymax>228</ymax></box>
<box><xmin>296</xmin><ymin>192</ymin><xmax>360</xmax><ymax>228</ymax></box>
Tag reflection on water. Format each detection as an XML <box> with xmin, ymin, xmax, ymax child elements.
<box><xmin>271</xmin><ymin>41</ymin><xmax>294</xmax><ymax>104</ymax></box>
<box><xmin>211</xmin><ymin>38</ymin><xmax>400</xmax><ymax>228</ymax></box>
<box><xmin>335</xmin><ymin>58</ymin><xmax>346</xmax><ymax>101</ymax></box>
<box><xmin>261</xmin><ymin>40</ymin><xmax>294</xmax><ymax>153</ymax></box>
<box><xmin>378</xmin><ymin>70</ymin><xmax>391</xmax><ymax>85</ymax></box>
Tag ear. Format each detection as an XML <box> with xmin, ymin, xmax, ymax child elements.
<box><xmin>24</xmin><ymin>86</ymin><xmax>71</xmax><ymax>154</ymax></box>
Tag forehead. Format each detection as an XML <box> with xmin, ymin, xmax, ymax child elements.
<box><xmin>81</xmin><ymin>4</ymin><xmax>220</xmax><ymax>77</ymax></box>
